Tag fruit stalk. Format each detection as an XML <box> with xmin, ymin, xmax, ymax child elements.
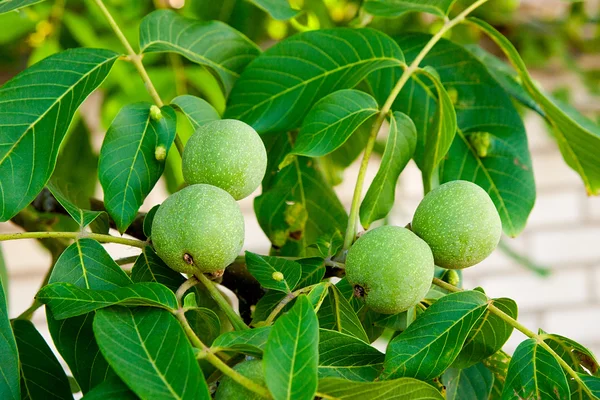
<box><xmin>342</xmin><ymin>0</ymin><xmax>490</xmax><ymax>252</ymax></box>
<box><xmin>432</xmin><ymin>277</ymin><xmax>595</xmax><ymax>398</ymax></box>
<box><xmin>174</xmin><ymin>309</ymin><xmax>271</xmax><ymax>398</ymax></box>
<box><xmin>195</xmin><ymin>272</ymin><xmax>249</xmax><ymax>331</ymax></box>
<box><xmin>0</xmin><ymin>232</ymin><xmax>147</xmax><ymax>248</ymax></box>
<box><xmin>92</xmin><ymin>0</ymin><xmax>185</xmax><ymax>157</ymax></box>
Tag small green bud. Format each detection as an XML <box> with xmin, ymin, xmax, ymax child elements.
<box><xmin>468</xmin><ymin>132</ymin><xmax>492</xmax><ymax>158</ymax></box>
<box><xmin>150</xmin><ymin>105</ymin><xmax>163</xmax><ymax>121</ymax></box>
<box><xmin>155</xmin><ymin>145</ymin><xmax>167</xmax><ymax>161</ymax></box>
<box><xmin>446</xmin><ymin>270</ymin><xmax>460</xmax><ymax>287</ymax></box>
<box><xmin>272</xmin><ymin>271</ymin><xmax>284</xmax><ymax>281</ymax></box>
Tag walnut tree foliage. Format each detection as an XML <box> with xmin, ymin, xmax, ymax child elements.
<box><xmin>0</xmin><ymin>1</ymin><xmax>599</xmax><ymax>399</ymax></box>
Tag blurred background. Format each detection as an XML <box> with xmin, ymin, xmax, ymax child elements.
<box><xmin>1</xmin><ymin>0</ymin><xmax>599</xmax><ymax>362</ymax></box>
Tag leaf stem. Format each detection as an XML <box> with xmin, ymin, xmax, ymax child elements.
<box><xmin>92</xmin><ymin>0</ymin><xmax>185</xmax><ymax>157</ymax></box>
<box><xmin>195</xmin><ymin>272</ymin><xmax>249</xmax><ymax>331</ymax></box>
<box><xmin>342</xmin><ymin>0</ymin><xmax>490</xmax><ymax>251</ymax></box>
<box><xmin>176</xmin><ymin>276</ymin><xmax>199</xmax><ymax>308</ymax></box>
<box><xmin>431</xmin><ymin>277</ymin><xmax>595</xmax><ymax>398</ymax></box>
<box><xmin>174</xmin><ymin>310</ymin><xmax>271</xmax><ymax>398</ymax></box>
<box><xmin>264</xmin><ymin>284</ymin><xmax>318</xmax><ymax>325</ymax></box>
<box><xmin>0</xmin><ymin>232</ymin><xmax>147</xmax><ymax>248</ymax></box>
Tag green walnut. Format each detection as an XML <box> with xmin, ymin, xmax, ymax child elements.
<box><xmin>182</xmin><ymin>119</ymin><xmax>267</xmax><ymax>200</ymax></box>
<box><xmin>345</xmin><ymin>226</ymin><xmax>434</xmax><ymax>314</ymax></box>
<box><xmin>152</xmin><ymin>184</ymin><xmax>244</xmax><ymax>275</ymax></box>
<box><xmin>411</xmin><ymin>180</ymin><xmax>502</xmax><ymax>269</ymax></box>
<box><xmin>215</xmin><ymin>360</ymin><xmax>265</xmax><ymax>400</ymax></box>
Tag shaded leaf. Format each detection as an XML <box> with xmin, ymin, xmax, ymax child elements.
<box><xmin>360</xmin><ymin>111</ymin><xmax>416</xmax><ymax>228</ymax></box>
<box><xmin>264</xmin><ymin>295</ymin><xmax>319</xmax><ymax>400</ymax></box>
<box><xmin>142</xmin><ymin>205</ymin><xmax>159</xmax><ymax>239</ymax></box>
<box><xmin>382</xmin><ymin>290</ymin><xmax>488</xmax><ymax>380</ymax></box>
<box><xmin>38</xmin><ymin>282</ymin><xmax>178</xmax><ymax>319</ymax></box>
<box><xmin>94</xmin><ymin>307</ymin><xmax>210</xmax><ymax>400</ymax></box>
<box><xmin>296</xmin><ymin>257</ymin><xmax>326</xmax><ymax>288</ymax></box>
<box><xmin>245</xmin><ymin>251</ymin><xmax>302</xmax><ymax>293</ymax></box>
<box><xmin>543</xmin><ymin>334</ymin><xmax>599</xmax><ymax>376</ymax></box>
<box><xmin>289</xmin><ymin>89</ymin><xmax>379</xmax><ymax>159</ymax></box>
<box><xmin>12</xmin><ymin>319</ymin><xmax>72</xmax><ymax>400</ymax></box>
<box><xmin>171</xmin><ymin>95</ymin><xmax>220</xmax><ymax>129</ymax></box>
<box><xmin>251</xmin><ymin>291</ymin><xmax>287</xmax><ymax>326</ymax></box>
<box><xmin>131</xmin><ymin>247</ymin><xmax>184</xmax><ymax>292</ymax></box>
<box><xmin>317</xmin><ymin>377</ymin><xmax>444</xmax><ymax>399</ymax></box>
<box><xmin>470</xmin><ymin>18</ymin><xmax>600</xmax><ymax>195</ymax></box>
<box><xmin>363</xmin><ymin>0</ymin><xmax>457</xmax><ymax>17</ymax></box>
<box><xmin>443</xmin><ymin>362</ymin><xmax>494</xmax><ymax>400</ymax></box>
<box><xmin>185</xmin><ymin>308</ymin><xmax>221</xmax><ymax>346</ymax></box>
<box><xmin>318</xmin><ymin>285</ymin><xmax>370</xmax><ymax>343</ymax></box>
<box><xmin>0</xmin><ymin>270</ymin><xmax>19</xmax><ymax>400</ymax></box>
<box><xmin>226</xmin><ymin>28</ymin><xmax>404</xmax><ymax>134</ymax></box>
<box><xmin>212</xmin><ymin>326</ymin><xmax>271</xmax><ymax>356</ymax></box>
<box><xmin>452</xmin><ymin>297</ymin><xmax>517</xmax><ymax>369</ymax></box>
<box><xmin>502</xmin><ymin>338</ymin><xmax>570</xmax><ymax>400</ymax></box>
<box><xmin>0</xmin><ymin>48</ymin><xmax>118</xmax><ymax>221</ymax></box>
<box><xmin>577</xmin><ymin>374</ymin><xmax>600</xmax><ymax>398</ymax></box>
<box><xmin>140</xmin><ymin>10</ymin><xmax>260</xmax><ymax>94</ymax></box>
<box><xmin>80</xmin><ymin>376</ymin><xmax>137</xmax><ymax>400</ymax></box>
<box><xmin>46</xmin><ymin>239</ymin><xmax>131</xmax><ymax>393</ymax></box>
<box><xmin>249</xmin><ymin>0</ymin><xmax>300</xmax><ymax>20</ymax></box>
<box><xmin>484</xmin><ymin>350</ymin><xmax>511</xmax><ymax>400</ymax></box>
<box><xmin>99</xmin><ymin>103</ymin><xmax>176</xmax><ymax>233</ymax></box>
<box><xmin>0</xmin><ymin>0</ymin><xmax>46</xmax><ymax>15</ymax></box>
<box><xmin>47</xmin><ymin>180</ymin><xmax>106</xmax><ymax>228</ymax></box>
<box><xmin>318</xmin><ymin>329</ymin><xmax>384</xmax><ymax>382</ymax></box>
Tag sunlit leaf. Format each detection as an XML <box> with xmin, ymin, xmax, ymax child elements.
<box><xmin>443</xmin><ymin>362</ymin><xmax>494</xmax><ymax>400</ymax></box>
<box><xmin>171</xmin><ymin>95</ymin><xmax>220</xmax><ymax>129</ymax></box>
<box><xmin>318</xmin><ymin>285</ymin><xmax>370</xmax><ymax>343</ymax></box>
<box><xmin>317</xmin><ymin>377</ymin><xmax>444</xmax><ymax>399</ymax></box>
<box><xmin>363</xmin><ymin>0</ymin><xmax>457</xmax><ymax>17</ymax></box>
<box><xmin>249</xmin><ymin>0</ymin><xmax>300</xmax><ymax>20</ymax></box>
<box><xmin>0</xmin><ymin>0</ymin><xmax>46</xmax><ymax>14</ymax></box>
<box><xmin>245</xmin><ymin>251</ymin><xmax>302</xmax><ymax>293</ymax></box>
<box><xmin>99</xmin><ymin>103</ymin><xmax>176</xmax><ymax>233</ymax></box>
<box><xmin>0</xmin><ymin>48</ymin><xmax>118</xmax><ymax>221</ymax></box>
<box><xmin>212</xmin><ymin>326</ymin><xmax>271</xmax><ymax>356</ymax></box>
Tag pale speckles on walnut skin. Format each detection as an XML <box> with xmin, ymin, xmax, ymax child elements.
<box><xmin>151</xmin><ymin>184</ymin><xmax>244</xmax><ymax>275</ymax></box>
<box><xmin>412</xmin><ymin>180</ymin><xmax>502</xmax><ymax>270</ymax></box>
<box><xmin>345</xmin><ymin>226</ymin><xmax>435</xmax><ymax>315</ymax></box>
<box><xmin>182</xmin><ymin>119</ymin><xmax>267</xmax><ymax>200</ymax></box>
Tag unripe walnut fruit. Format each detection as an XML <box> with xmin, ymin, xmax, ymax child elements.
<box><xmin>345</xmin><ymin>226</ymin><xmax>434</xmax><ymax>314</ymax></box>
<box><xmin>215</xmin><ymin>360</ymin><xmax>265</xmax><ymax>400</ymax></box>
<box><xmin>411</xmin><ymin>180</ymin><xmax>502</xmax><ymax>269</ymax></box>
<box><xmin>151</xmin><ymin>184</ymin><xmax>244</xmax><ymax>275</ymax></box>
<box><xmin>182</xmin><ymin>119</ymin><xmax>267</xmax><ymax>200</ymax></box>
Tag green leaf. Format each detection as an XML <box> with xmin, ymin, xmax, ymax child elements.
<box><xmin>0</xmin><ymin>245</ymin><xmax>6</xmax><ymax>304</ymax></box>
<box><xmin>543</xmin><ymin>334</ymin><xmax>599</xmax><ymax>376</ymax></box>
<box><xmin>484</xmin><ymin>350</ymin><xmax>511</xmax><ymax>400</ymax></box>
<box><xmin>212</xmin><ymin>326</ymin><xmax>271</xmax><ymax>356</ymax></box>
<box><xmin>226</xmin><ymin>28</ymin><xmax>404</xmax><ymax>134</ymax></box>
<box><xmin>577</xmin><ymin>374</ymin><xmax>600</xmax><ymax>398</ymax></box>
<box><xmin>382</xmin><ymin>290</ymin><xmax>488</xmax><ymax>380</ymax></box>
<box><xmin>245</xmin><ymin>252</ymin><xmax>302</xmax><ymax>293</ymax></box>
<box><xmin>0</xmin><ymin>270</ymin><xmax>19</xmax><ymax>400</ymax></box>
<box><xmin>469</xmin><ymin>17</ymin><xmax>600</xmax><ymax>196</ymax></box>
<box><xmin>318</xmin><ymin>329</ymin><xmax>384</xmax><ymax>382</ymax></box>
<box><xmin>264</xmin><ymin>295</ymin><xmax>319</xmax><ymax>400</ymax></box>
<box><xmin>374</xmin><ymin>306</ymin><xmax>419</xmax><ymax>332</ymax></box>
<box><xmin>443</xmin><ymin>363</ymin><xmax>494</xmax><ymax>400</ymax></box>
<box><xmin>363</xmin><ymin>0</ymin><xmax>457</xmax><ymax>17</ymax></box>
<box><xmin>249</xmin><ymin>0</ymin><xmax>300</xmax><ymax>20</ymax></box>
<box><xmin>251</xmin><ymin>291</ymin><xmax>287</xmax><ymax>326</ymax></box>
<box><xmin>416</xmin><ymin>67</ymin><xmax>457</xmax><ymax>193</ymax></box>
<box><xmin>452</xmin><ymin>297</ymin><xmax>517</xmax><ymax>369</ymax></box>
<box><xmin>185</xmin><ymin>308</ymin><xmax>221</xmax><ymax>346</ymax></box>
<box><xmin>0</xmin><ymin>48</ymin><xmax>119</xmax><ymax>222</ymax></box>
<box><xmin>360</xmin><ymin>111</ymin><xmax>416</xmax><ymax>228</ymax></box>
<box><xmin>142</xmin><ymin>205</ymin><xmax>159</xmax><ymax>239</ymax></box>
<box><xmin>80</xmin><ymin>376</ymin><xmax>137</xmax><ymax>400</ymax></box>
<box><xmin>171</xmin><ymin>95</ymin><xmax>220</xmax><ymax>129</ymax></box>
<box><xmin>0</xmin><ymin>0</ymin><xmax>45</xmax><ymax>14</ymax></box>
<box><xmin>46</xmin><ymin>238</ymin><xmax>132</xmax><ymax>394</ymax></box>
<box><xmin>317</xmin><ymin>377</ymin><xmax>444</xmax><ymax>399</ymax></box>
<box><xmin>318</xmin><ymin>285</ymin><xmax>370</xmax><ymax>343</ymax></box>
<box><xmin>38</xmin><ymin>282</ymin><xmax>178</xmax><ymax>319</ymax></box>
<box><xmin>381</xmin><ymin>34</ymin><xmax>535</xmax><ymax>236</ymax></box>
<box><xmin>255</xmin><ymin>135</ymin><xmax>347</xmax><ymax>255</ymax></box>
<box><xmin>289</xmin><ymin>89</ymin><xmax>379</xmax><ymax>159</ymax></box>
<box><xmin>12</xmin><ymin>319</ymin><xmax>72</xmax><ymax>400</ymax></box>
<box><xmin>296</xmin><ymin>257</ymin><xmax>326</xmax><ymax>288</ymax></box>
<box><xmin>47</xmin><ymin>180</ymin><xmax>107</xmax><ymax>228</ymax></box>
<box><xmin>99</xmin><ymin>103</ymin><xmax>176</xmax><ymax>233</ymax></box>
<box><xmin>94</xmin><ymin>307</ymin><xmax>210</xmax><ymax>400</ymax></box>
<box><xmin>502</xmin><ymin>338</ymin><xmax>570</xmax><ymax>400</ymax></box>
<box><xmin>140</xmin><ymin>9</ymin><xmax>260</xmax><ymax>94</ymax></box>
<box><xmin>131</xmin><ymin>247</ymin><xmax>184</xmax><ymax>292</ymax></box>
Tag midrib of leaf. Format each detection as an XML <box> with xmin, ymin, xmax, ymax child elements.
<box><xmin>236</xmin><ymin>57</ymin><xmax>402</xmax><ymax>120</ymax></box>
<box><xmin>128</xmin><ymin>310</ymin><xmax>182</xmax><ymax>400</ymax></box>
<box><xmin>456</xmin><ymin>129</ymin><xmax>514</xmax><ymax>233</ymax></box>
<box><xmin>0</xmin><ymin>57</ymin><xmax>115</xmax><ymax>169</ymax></box>
<box><xmin>119</xmin><ymin>117</ymin><xmax>151</xmax><ymax>222</ymax></box>
<box><xmin>291</xmin><ymin>134</ymin><xmax>307</xmax><ymax>252</ymax></box>
<box><xmin>287</xmin><ymin>309</ymin><xmax>303</xmax><ymax>400</ymax></box>
<box><xmin>76</xmin><ymin>240</ymin><xmax>91</xmax><ymax>289</ymax></box>
<box><xmin>532</xmin><ymin>344</ymin><xmax>539</xmax><ymax>398</ymax></box>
